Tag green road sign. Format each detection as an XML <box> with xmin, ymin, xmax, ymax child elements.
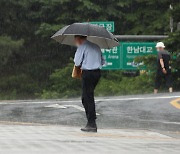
<box><xmin>121</xmin><ymin>42</ymin><xmax>157</xmax><ymax>70</ymax></box>
<box><xmin>101</xmin><ymin>46</ymin><xmax>121</xmax><ymax>69</ymax></box>
<box><xmin>89</xmin><ymin>21</ymin><xmax>114</xmax><ymax>32</ymax></box>
<box><xmin>102</xmin><ymin>42</ymin><xmax>157</xmax><ymax>70</ymax></box>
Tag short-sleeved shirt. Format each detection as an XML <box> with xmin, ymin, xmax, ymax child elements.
<box><xmin>157</xmin><ymin>50</ymin><xmax>170</xmax><ymax>70</ymax></box>
<box><xmin>74</xmin><ymin>40</ymin><xmax>105</xmax><ymax>70</ymax></box>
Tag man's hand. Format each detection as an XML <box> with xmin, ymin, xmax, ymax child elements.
<box><xmin>162</xmin><ymin>68</ymin><xmax>167</xmax><ymax>74</ymax></box>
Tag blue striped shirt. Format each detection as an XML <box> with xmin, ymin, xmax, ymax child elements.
<box><xmin>74</xmin><ymin>40</ymin><xmax>105</xmax><ymax>70</ymax></box>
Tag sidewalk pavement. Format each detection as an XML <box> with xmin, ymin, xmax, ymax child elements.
<box><xmin>0</xmin><ymin>123</ymin><xmax>179</xmax><ymax>154</ymax></box>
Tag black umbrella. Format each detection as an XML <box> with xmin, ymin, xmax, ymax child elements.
<box><xmin>51</xmin><ymin>23</ymin><xmax>119</xmax><ymax>49</ymax></box>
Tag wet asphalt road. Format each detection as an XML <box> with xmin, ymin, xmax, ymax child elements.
<box><xmin>0</xmin><ymin>92</ymin><xmax>180</xmax><ymax>132</ymax></box>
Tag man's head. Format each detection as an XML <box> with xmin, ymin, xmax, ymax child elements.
<box><xmin>156</xmin><ymin>42</ymin><xmax>165</xmax><ymax>51</ymax></box>
<box><xmin>74</xmin><ymin>35</ymin><xmax>87</xmax><ymax>47</ymax></box>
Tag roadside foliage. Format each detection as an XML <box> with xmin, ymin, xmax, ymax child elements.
<box><xmin>0</xmin><ymin>0</ymin><xmax>179</xmax><ymax>99</ymax></box>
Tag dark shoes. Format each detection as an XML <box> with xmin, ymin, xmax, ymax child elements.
<box><xmin>81</xmin><ymin>122</ymin><xmax>97</xmax><ymax>133</ymax></box>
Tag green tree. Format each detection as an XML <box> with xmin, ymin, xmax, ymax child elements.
<box><xmin>0</xmin><ymin>36</ymin><xmax>23</xmax><ymax>67</ymax></box>
<box><xmin>0</xmin><ymin>0</ymin><xmax>179</xmax><ymax>99</ymax></box>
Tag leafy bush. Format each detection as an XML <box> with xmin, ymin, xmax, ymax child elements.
<box><xmin>95</xmin><ymin>73</ymin><xmax>154</xmax><ymax>96</ymax></box>
<box><xmin>0</xmin><ymin>74</ymin><xmax>39</xmax><ymax>99</ymax></box>
<box><xmin>40</xmin><ymin>62</ymin><xmax>155</xmax><ymax>98</ymax></box>
<box><xmin>41</xmin><ymin>62</ymin><xmax>81</xmax><ymax>99</ymax></box>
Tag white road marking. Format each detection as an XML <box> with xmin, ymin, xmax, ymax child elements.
<box><xmin>45</xmin><ymin>104</ymin><xmax>67</xmax><ymax>109</ymax></box>
<box><xmin>96</xmin><ymin>96</ymin><xmax>180</xmax><ymax>102</ymax></box>
<box><xmin>0</xmin><ymin>95</ymin><xmax>180</xmax><ymax>105</ymax></box>
<box><xmin>137</xmin><ymin>119</ymin><xmax>180</xmax><ymax>125</ymax></box>
<box><xmin>0</xmin><ymin>96</ymin><xmax>179</xmax><ymax>125</ymax></box>
<box><xmin>45</xmin><ymin>104</ymin><xmax>100</xmax><ymax>116</ymax></box>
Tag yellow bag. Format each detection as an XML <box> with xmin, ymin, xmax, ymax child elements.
<box><xmin>72</xmin><ymin>65</ymin><xmax>82</xmax><ymax>79</ymax></box>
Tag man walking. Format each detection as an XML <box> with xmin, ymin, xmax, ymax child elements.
<box><xmin>154</xmin><ymin>42</ymin><xmax>173</xmax><ymax>94</ymax></box>
<box><xmin>74</xmin><ymin>35</ymin><xmax>104</xmax><ymax>132</ymax></box>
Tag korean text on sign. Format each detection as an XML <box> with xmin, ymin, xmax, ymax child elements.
<box><xmin>127</xmin><ymin>46</ymin><xmax>153</xmax><ymax>54</ymax></box>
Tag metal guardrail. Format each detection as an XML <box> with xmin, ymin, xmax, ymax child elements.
<box><xmin>115</xmin><ymin>35</ymin><xmax>168</xmax><ymax>41</ymax></box>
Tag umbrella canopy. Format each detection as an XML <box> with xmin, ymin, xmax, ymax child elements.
<box><xmin>51</xmin><ymin>23</ymin><xmax>119</xmax><ymax>49</ymax></box>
